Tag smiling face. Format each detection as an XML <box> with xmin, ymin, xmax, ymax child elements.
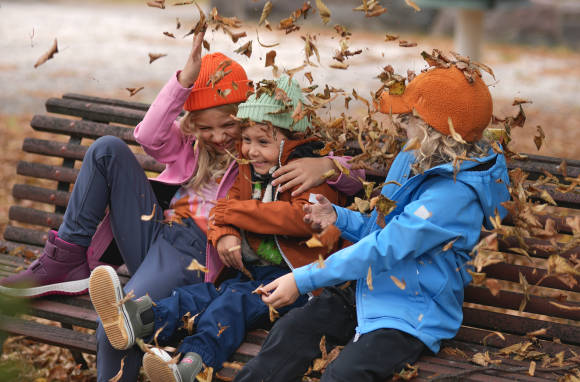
<box><xmin>241</xmin><ymin>123</ymin><xmax>288</xmax><ymax>175</ymax></box>
<box><xmin>192</xmin><ymin>106</ymin><xmax>241</xmax><ymax>153</ymax></box>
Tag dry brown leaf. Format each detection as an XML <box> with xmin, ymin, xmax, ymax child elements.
<box><xmin>448</xmin><ymin>117</ymin><xmax>467</xmax><ymax>144</ymax></box>
<box><xmin>482</xmin><ymin>331</ymin><xmax>506</xmax><ymax>345</ymax></box>
<box><xmin>385</xmin><ymin>33</ymin><xmax>399</xmax><ymax>42</ymax></box>
<box><xmin>149</xmin><ymin>53</ymin><xmax>167</xmax><ymax>64</ymax></box>
<box><xmin>390</xmin><ymin>275</ymin><xmax>406</xmax><ymax>290</ymax></box>
<box><xmin>197</xmin><ymin>366</ymin><xmax>214</xmax><ymax>382</ymax></box>
<box><xmin>304</xmin><ymin>72</ymin><xmax>314</xmax><ymax>84</ymax></box>
<box><xmin>269</xmin><ymin>304</ymin><xmax>279</xmax><ymax>322</ymax></box>
<box><xmin>485</xmin><ymin>278</ymin><xmax>502</xmax><ymax>296</ymax></box>
<box><xmin>163</xmin><ymin>31</ymin><xmax>175</xmax><ymax>38</ymax></box>
<box><xmin>549</xmin><ymin>301</ymin><xmax>580</xmax><ymax>311</ymax></box>
<box><xmin>316</xmin><ymin>0</ymin><xmax>331</xmax><ymax>24</ymax></box>
<box><xmin>147</xmin><ymin>0</ymin><xmax>165</xmax><ymax>9</ymax></box>
<box><xmin>176</xmin><ymin>17</ymin><xmax>181</xmax><ymax>29</ymax></box>
<box><xmin>265</xmin><ymin>50</ymin><xmax>276</xmax><ymax>67</ymax></box>
<box><xmin>526</xmin><ymin>328</ymin><xmax>548</xmax><ymax>338</ymax></box>
<box><xmin>141</xmin><ymin>204</ymin><xmax>157</xmax><ymax>221</ymax></box>
<box><xmin>126</xmin><ymin>86</ymin><xmax>144</xmax><ymax>97</ymax></box>
<box><xmin>34</xmin><ymin>38</ymin><xmax>59</xmax><ymax>68</ymax></box>
<box><xmin>366</xmin><ymin>266</ymin><xmax>373</xmax><ymax>291</ymax></box>
<box><xmin>533</xmin><ymin>125</ymin><xmax>545</xmax><ymax>150</ymax></box>
<box><xmin>528</xmin><ymin>360</ymin><xmax>536</xmax><ymax>376</ymax></box>
<box><xmin>234</xmin><ymin>40</ymin><xmax>252</xmax><ymax>58</ymax></box>
<box><xmin>399</xmin><ymin>40</ymin><xmax>417</xmax><ymax>48</ymax></box>
<box><xmin>442</xmin><ymin>238</ymin><xmax>458</xmax><ymax>251</ymax></box>
<box><xmin>402</xmin><ymin>137</ymin><xmax>421</xmax><ymax>152</ymax></box>
<box><xmin>109</xmin><ymin>356</ymin><xmax>126</xmax><ymax>382</ymax></box>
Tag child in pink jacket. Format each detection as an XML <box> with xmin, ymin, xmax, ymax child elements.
<box><xmin>1</xmin><ymin>31</ymin><xmax>364</xmax><ymax>381</ymax></box>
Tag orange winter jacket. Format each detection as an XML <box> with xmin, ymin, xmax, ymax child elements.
<box><xmin>208</xmin><ymin>137</ymin><xmax>347</xmax><ymax>271</ymax></box>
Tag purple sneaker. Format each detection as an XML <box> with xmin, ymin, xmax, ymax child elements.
<box><xmin>0</xmin><ymin>230</ymin><xmax>90</xmax><ymax>298</ymax></box>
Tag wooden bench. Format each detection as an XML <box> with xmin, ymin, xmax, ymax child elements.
<box><xmin>0</xmin><ymin>93</ymin><xmax>579</xmax><ymax>381</ymax></box>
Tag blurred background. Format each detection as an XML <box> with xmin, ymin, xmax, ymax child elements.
<box><xmin>0</xmin><ymin>0</ymin><xmax>579</xmax><ymax>379</ymax></box>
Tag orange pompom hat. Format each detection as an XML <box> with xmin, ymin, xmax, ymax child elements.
<box><xmin>380</xmin><ymin>66</ymin><xmax>492</xmax><ymax>142</ymax></box>
<box><xmin>183</xmin><ymin>52</ymin><xmax>253</xmax><ymax>111</ymax></box>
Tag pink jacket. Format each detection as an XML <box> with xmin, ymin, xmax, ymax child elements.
<box><xmin>87</xmin><ymin>72</ymin><xmax>364</xmax><ymax>283</ymax></box>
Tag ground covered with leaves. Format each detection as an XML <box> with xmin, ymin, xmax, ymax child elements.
<box><xmin>1</xmin><ymin>0</ymin><xmax>580</xmax><ymax>381</ymax></box>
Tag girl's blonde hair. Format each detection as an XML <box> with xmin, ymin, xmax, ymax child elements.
<box><xmin>179</xmin><ymin>103</ymin><xmax>239</xmax><ymax>191</ymax></box>
<box><xmin>409</xmin><ymin>116</ymin><xmax>491</xmax><ymax>174</ymax></box>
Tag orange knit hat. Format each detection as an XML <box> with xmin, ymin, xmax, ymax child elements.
<box><xmin>380</xmin><ymin>66</ymin><xmax>492</xmax><ymax>142</ymax></box>
<box><xmin>183</xmin><ymin>52</ymin><xmax>253</xmax><ymax>111</ymax></box>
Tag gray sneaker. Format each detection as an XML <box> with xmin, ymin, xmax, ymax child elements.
<box><xmin>88</xmin><ymin>265</ymin><xmax>154</xmax><ymax>350</ymax></box>
<box><xmin>143</xmin><ymin>348</ymin><xmax>203</xmax><ymax>382</ymax></box>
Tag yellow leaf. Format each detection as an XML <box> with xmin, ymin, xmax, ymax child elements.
<box><xmin>141</xmin><ymin>204</ymin><xmax>157</xmax><ymax>221</ymax></box>
<box><xmin>366</xmin><ymin>266</ymin><xmax>373</xmax><ymax>291</ymax></box>
<box><xmin>403</xmin><ymin>137</ymin><xmax>421</xmax><ymax>152</ymax></box>
<box><xmin>317</xmin><ymin>254</ymin><xmax>325</xmax><ymax>268</ymax></box>
<box><xmin>305</xmin><ymin>236</ymin><xmax>324</xmax><ymax>248</ymax></box>
<box><xmin>258</xmin><ymin>1</ymin><xmax>272</xmax><ymax>26</ymax></box>
<box><xmin>528</xmin><ymin>360</ymin><xmax>536</xmax><ymax>376</ymax></box>
<box><xmin>448</xmin><ymin>117</ymin><xmax>467</xmax><ymax>144</ymax></box>
<box><xmin>405</xmin><ymin>0</ymin><xmax>421</xmax><ymax>11</ymax></box>
<box><xmin>269</xmin><ymin>304</ymin><xmax>279</xmax><ymax>322</ymax></box>
<box><xmin>186</xmin><ymin>258</ymin><xmax>208</xmax><ymax>273</ymax></box>
<box><xmin>390</xmin><ymin>275</ymin><xmax>406</xmax><ymax>290</ymax></box>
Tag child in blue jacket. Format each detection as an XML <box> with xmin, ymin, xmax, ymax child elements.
<box><xmin>234</xmin><ymin>65</ymin><xmax>511</xmax><ymax>382</ymax></box>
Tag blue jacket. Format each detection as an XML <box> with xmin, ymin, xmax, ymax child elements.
<box><xmin>294</xmin><ymin>149</ymin><xmax>510</xmax><ymax>353</ymax></box>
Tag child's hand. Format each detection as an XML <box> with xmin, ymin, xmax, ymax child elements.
<box><xmin>303</xmin><ymin>194</ymin><xmax>337</xmax><ymax>231</ymax></box>
<box><xmin>272</xmin><ymin>158</ymin><xmax>337</xmax><ymax>196</ymax></box>
<box><xmin>216</xmin><ymin>235</ymin><xmax>243</xmax><ymax>271</ymax></box>
<box><xmin>260</xmin><ymin>273</ymin><xmax>300</xmax><ymax>309</ymax></box>
<box><xmin>177</xmin><ymin>29</ymin><xmax>206</xmax><ymax>88</ymax></box>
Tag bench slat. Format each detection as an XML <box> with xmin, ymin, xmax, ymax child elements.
<box><xmin>31</xmin><ymin>115</ymin><xmax>139</xmax><ymax>144</ymax></box>
<box><xmin>3</xmin><ymin>226</ymin><xmax>48</xmax><ymax>246</ymax></box>
<box><xmin>0</xmin><ymin>314</ymin><xmax>97</xmax><ymax>354</ymax></box>
<box><xmin>30</xmin><ymin>300</ymin><xmax>98</xmax><ymax>329</ymax></box>
<box><xmin>464</xmin><ymin>285</ymin><xmax>580</xmax><ymax>321</ymax></box>
<box><xmin>17</xmin><ymin>161</ymin><xmax>79</xmax><ymax>183</ymax></box>
<box><xmin>46</xmin><ymin>97</ymin><xmax>146</xmax><ymax>126</ymax></box>
<box><xmin>22</xmin><ymin>138</ymin><xmax>164</xmax><ymax>173</ymax></box>
<box><xmin>63</xmin><ymin>93</ymin><xmax>151</xmax><ymax>112</ymax></box>
<box><xmin>13</xmin><ymin>183</ymin><xmax>70</xmax><ymax>207</ymax></box>
<box><xmin>463</xmin><ymin>306</ymin><xmax>580</xmax><ymax>345</ymax></box>
<box><xmin>9</xmin><ymin>206</ymin><xmax>63</xmax><ymax>229</ymax></box>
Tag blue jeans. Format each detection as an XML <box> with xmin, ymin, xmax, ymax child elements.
<box><xmin>151</xmin><ymin>265</ymin><xmax>308</xmax><ymax>370</ymax></box>
<box><xmin>57</xmin><ymin>136</ymin><xmax>207</xmax><ymax>381</ymax></box>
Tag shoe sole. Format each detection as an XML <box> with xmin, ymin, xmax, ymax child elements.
<box><xmin>143</xmin><ymin>349</ymin><xmax>181</xmax><ymax>382</ymax></box>
<box><xmin>89</xmin><ymin>266</ymin><xmax>134</xmax><ymax>350</ymax></box>
<box><xmin>0</xmin><ymin>279</ymin><xmax>89</xmax><ymax>298</ymax></box>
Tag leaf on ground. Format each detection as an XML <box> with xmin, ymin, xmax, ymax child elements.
<box><xmin>34</xmin><ymin>38</ymin><xmax>58</xmax><ymax>68</ymax></box>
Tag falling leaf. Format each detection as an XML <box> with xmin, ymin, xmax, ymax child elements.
<box><xmin>385</xmin><ymin>33</ymin><xmax>399</xmax><ymax>41</ymax></box>
<box><xmin>163</xmin><ymin>31</ymin><xmax>175</xmax><ymax>38</ymax></box>
<box><xmin>390</xmin><ymin>275</ymin><xmax>406</xmax><ymax>290</ymax></box>
<box><xmin>186</xmin><ymin>258</ymin><xmax>209</xmax><ymax>274</ymax></box>
<box><xmin>269</xmin><ymin>304</ymin><xmax>279</xmax><ymax>322</ymax></box>
<box><xmin>147</xmin><ymin>0</ymin><xmax>165</xmax><ymax>9</ymax></box>
<box><xmin>512</xmin><ymin>98</ymin><xmax>532</xmax><ymax>106</ymax></box>
<box><xmin>34</xmin><ymin>38</ymin><xmax>58</xmax><ymax>68</ymax></box>
<box><xmin>399</xmin><ymin>40</ymin><xmax>417</xmax><ymax>47</ymax></box>
<box><xmin>467</xmin><ymin>269</ymin><xmax>486</xmax><ymax>285</ymax></box>
<box><xmin>330</xmin><ymin>62</ymin><xmax>349</xmax><ymax>70</ymax></box>
<box><xmin>217</xmin><ymin>322</ymin><xmax>229</xmax><ymax>337</ymax></box>
<box><xmin>149</xmin><ymin>53</ymin><xmax>167</xmax><ymax>64</ymax></box>
<box><xmin>256</xmin><ymin>30</ymin><xmax>279</xmax><ymax>48</ymax></box>
<box><xmin>304</xmin><ymin>72</ymin><xmax>313</xmax><ymax>84</ymax></box>
<box><xmin>316</xmin><ymin>0</ymin><xmax>331</xmax><ymax>24</ymax></box>
<box><xmin>258</xmin><ymin>1</ymin><xmax>272</xmax><ymax>26</ymax></box>
<box><xmin>217</xmin><ymin>88</ymin><xmax>232</xmax><ymax>98</ymax></box>
<box><xmin>533</xmin><ymin>125</ymin><xmax>545</xmax><ymax>150</ymax></box>
<box><xmin>126</xmin><ymin>86</ymin><xmax>144</xmax><ymax>97</ymax></box>
<box><xmin>265</xmin><ymin>50</ymin><xmax>276</xmax><ymax>67</ymax></box>
<box><xmin>176</xmin><ymin>17</ymin><xmax>181</xmax><ymax>29</ymax></box>
<box><xmin>141</xmin><ymin>204</ymin><xmax>157</xmax><ymax>221</ymax></box>
<box><xmin>366</xmin><ymin>266</ymin><xmax>373</xmax><ymax>291</ymax></box>
<box><xmin>405</xmin><ymin>0</ymin><xmax>421</xmax><ymax>11</ymax></box>
<box><xmin>234</xmin><ymin>40</ymin><xmax>252</xmax><ymax>58</ymax></box>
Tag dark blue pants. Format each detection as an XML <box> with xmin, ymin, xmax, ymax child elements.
<box><xmin>151</xmin><ymin>265</ymin><xmax>308</xmax><ymax>370</ymax></box>
<box><xmin>57</xmin><ymin>136</ymin><xmax>208</xmax><ymax>381</ymax></box>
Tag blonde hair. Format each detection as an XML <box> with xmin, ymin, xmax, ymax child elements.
<box><xmin>410</xmin><ymin>118</ymin><xmax>491</xmax><ymax>174</ymax></box>
<box><xmin>179</xmin><ymin>103</ymin><xmax>239</xmax><ymax>191</ymax></box>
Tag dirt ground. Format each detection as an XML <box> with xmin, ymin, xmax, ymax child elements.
<box><xmin>0</xmin><ymin>0</ymin><xmax>579</xmax><ymax>379</ymax></box>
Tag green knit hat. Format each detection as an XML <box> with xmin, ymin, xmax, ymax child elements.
<box><xmin>236</xmin><ymin>75</ymin><xmax>310</xmax><ymax>132</ymax></box>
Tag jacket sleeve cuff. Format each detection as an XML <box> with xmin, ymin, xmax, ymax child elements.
<box><xmin>208</xmin><ymin>225</ymin><xmax>240</xmax><ymax>248</ymax></box>
<box><xmin>333</xmin><ymin>205</ymin><xmax>350</xmax><ymax>231</ymax></box>
<box><xmin>293</xmin><ymin>264</ymin><xmax>318</xmax><ymax>295</ymax></box>
<box><xmin>211</xmin><ymin>200</ymin><xmax>228</xmax><ymax>227</ymax></box>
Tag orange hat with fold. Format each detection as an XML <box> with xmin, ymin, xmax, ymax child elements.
<box><xmin>379</xmin><ymin>66</ymin><xmax>492</xmax><ymax>142</ymax></box>
<box><xmin>183</xmin><ymin>52</ymin><xmax>253</xmax><ymax>111</ymax></box>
